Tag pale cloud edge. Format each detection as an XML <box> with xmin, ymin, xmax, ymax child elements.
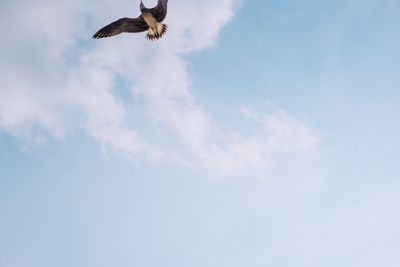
<box><xmin>0</xmin><ymin>0</ymin><xmax>320</xmax><ymax>174</ymax></box>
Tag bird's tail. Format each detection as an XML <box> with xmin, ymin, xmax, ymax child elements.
<box><xmin>146</xmin><ymin>23</ymin><xmax>168</xmax><ymax>41</ymax></box>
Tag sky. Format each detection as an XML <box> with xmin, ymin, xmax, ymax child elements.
<box><xmin>1</xmin><ymin>0</ymin><xmax>400</xmax><ymax>266</ymax></box>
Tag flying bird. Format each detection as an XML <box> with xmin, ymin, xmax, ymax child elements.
<box><xmin>93</xmin><ymin>0</ymin><xmax>169</xmax><ymax>41</ymax></box>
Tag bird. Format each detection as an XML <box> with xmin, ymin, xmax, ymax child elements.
<box><xmin>93</xmin><ymin>0</ymin><xmax>169</xmax><ymax>41</ymax></box>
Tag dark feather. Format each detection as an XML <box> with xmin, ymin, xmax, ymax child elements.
<box><xmin>149</xmin><ymin>0</ymin><xmax>168</xmax><ymax>22</ymax></box>
<box><xmin>93</xmin><ymin>16</ymin><xmax>149</xmax><ymax>39</ymax></box>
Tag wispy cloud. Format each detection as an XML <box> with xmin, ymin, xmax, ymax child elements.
<box><xmin>0</xmin><ymin>0</ymin><xmax>319</xmax><ymax>173</ymax></box>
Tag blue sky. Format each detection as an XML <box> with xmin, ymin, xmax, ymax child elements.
<box><xmin>1</xmin><ymin>0</ymin><xmax>400</xmax><ymax>266</ymax></box>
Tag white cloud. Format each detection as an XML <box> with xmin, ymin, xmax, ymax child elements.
<box><xmin>0</xmin><ymin>0</ymin><xmax>319</xmax><ymax>173</ymax></box>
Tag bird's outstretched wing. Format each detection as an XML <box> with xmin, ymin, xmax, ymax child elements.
<box><xmin>149</xmin><ymin>0</ymin><xmax>168</xmax><ymax>22</ymax></box>
<box><xmin>93</xmin><ymin>16</ymin><xmax>149</xmax><ymax>39</ymax></box>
